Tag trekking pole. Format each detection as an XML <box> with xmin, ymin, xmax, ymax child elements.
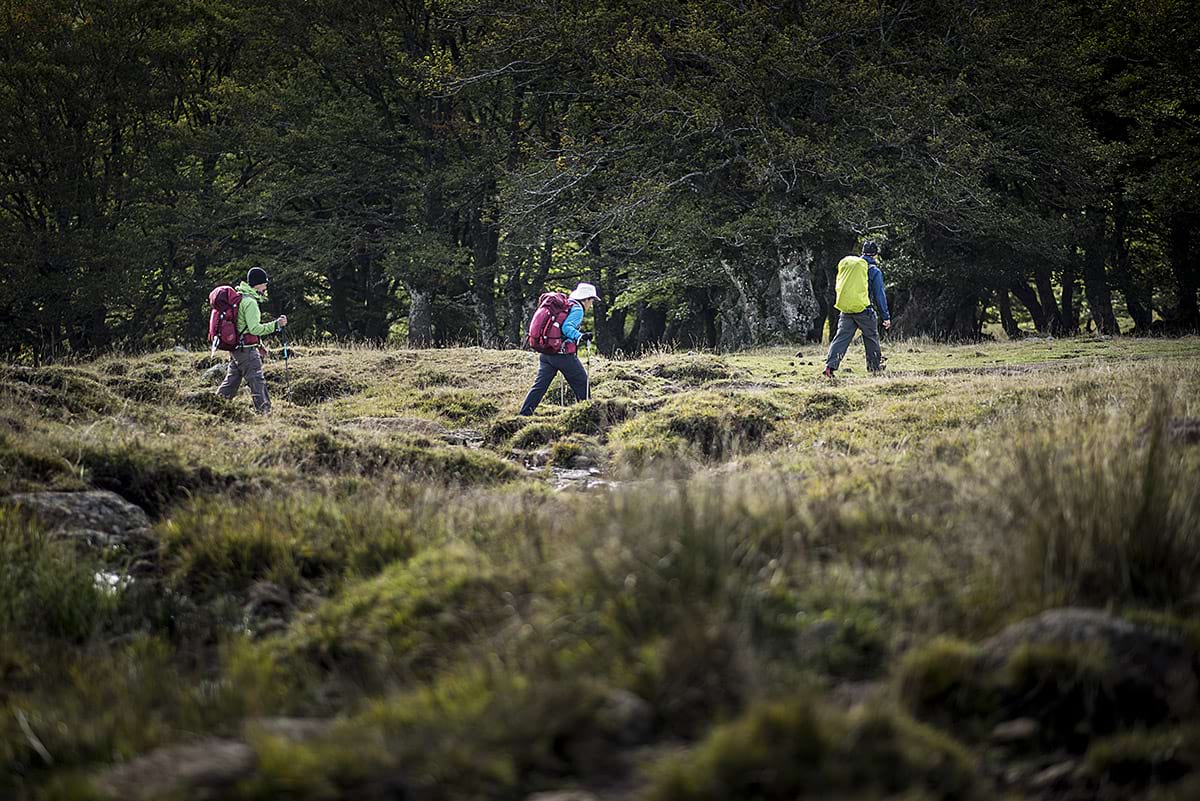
<box><xmin>585</xmin><ymin>339</ymin><xmax>591</xmax><ymax>401</ymax></box>
<box><xmin>281</xmin><ymin>325</ymin><xmax>291</xmax><ymax>397</ymax></box>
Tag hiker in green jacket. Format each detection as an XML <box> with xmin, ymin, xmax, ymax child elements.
<box><xmin>822</xmin><ymin>241</ymin><xmax>886</xmax><ymax>378</ymax></box>
<box><xmin>216</xmin><ymin>267</ymin><xmax>286</xmax><ymax>413</ymax></box>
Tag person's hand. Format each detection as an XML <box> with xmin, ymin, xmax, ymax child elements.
<box><xmin>578</xmin><ymin>332</ymin><xmax>593</xmax><ymax>346</ymax></box>
<box><xmin>882</xmin><ymin>319</ymin><xmax>891</xmax><ymax>330</ymax></box>
<box><xmin>277</xmin><ymin>315</ymin><xmax>288</xmax><ymax>329</ymax></box>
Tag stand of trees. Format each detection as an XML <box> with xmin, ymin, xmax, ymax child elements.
<box><xmin>2</xmin><ymin>0</ymin><xmax>1197</xmax><ymax>360</ymax></box>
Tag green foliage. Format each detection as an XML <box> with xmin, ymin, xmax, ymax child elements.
<box><xmin>645</xmin><ymin>697</ymin><xmax>984</xmax><ymax>801</ymax></box>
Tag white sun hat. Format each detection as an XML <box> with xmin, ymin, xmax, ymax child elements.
<box><xmin>568</xmin><ymin>282</ymin><xmax>599</xmax><ymax>301</ymax></box>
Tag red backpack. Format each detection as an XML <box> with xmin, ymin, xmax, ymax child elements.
<box><xmin>208</xmin><ymin>286</ymin><xmax>261</xmax><ymax>354</ymax></box>
<box><xmin>526</xmin><ymin>292</ymin><xmax>577</xmax><ymax>354</ymax></box>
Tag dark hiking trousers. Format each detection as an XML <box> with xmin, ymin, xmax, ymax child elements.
<box><xmin>825</xmin><ymin>309</ymin><xmax>883</xmax><ymax>372</ymax></box>
<box><xmin>217</xmin><ymin>348</ymin><xmax>271</xmax><ymax>413</ymax></box>
<box><xmin>520</xmin><ymin>353</ymin><xmax>589</xmax><ymax>415</ymax></box>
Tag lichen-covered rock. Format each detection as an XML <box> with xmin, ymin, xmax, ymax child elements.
<box><xmin>4</xmin><ymin>490</ymin><xmax>152</xmax><ymax>550</ymax></box>
<box><xmin>980</xmin><ymin>608</ymin><xmax>1200</xmax><ymax>723</ymax></box>
<box><xmin>92</xmin><ymin>738</ymin><xmax>256</xmax><ymax>801</ymax></box>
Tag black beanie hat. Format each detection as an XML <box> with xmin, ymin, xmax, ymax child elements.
<box><xmin>247</xmin><ymin>267</ymin><xmax>269</xmax><ymax>286</ymax></box>
<box><xmin>861</xmin><ymin>240</ymin><xmax>879</xmax><ymax>256</ymax></box>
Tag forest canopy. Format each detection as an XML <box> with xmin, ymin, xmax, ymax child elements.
<box><xmin>1</xmin><ymin>0</ymin><xmax>1197</xmax><ymax>360</ymax></box>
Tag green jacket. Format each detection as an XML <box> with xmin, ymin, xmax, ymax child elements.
<box><xmin>834</xmin><ymin>255</ymin><xmax>870</xmax><ymax>314</ymax></box>
<box><xmin>236</xmin><ymin>282</ymin><xmax>279</xmax><ymax>338</ymax></box>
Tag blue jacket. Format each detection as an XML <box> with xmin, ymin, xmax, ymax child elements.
<box><xmin>562</xmin><ymin>301</ymin><xmax>584</xmax><ymax>342</ymax></box>
<box><xmin>866</xmin><ymin>256</ymin><xmax>890</xmax><ymax>321</ymax></box>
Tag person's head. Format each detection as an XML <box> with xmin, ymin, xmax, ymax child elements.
<box><xmin>569</xmin><ymin>282</ymin><xmax>599</xmax><ymax>309</ymax></box>
<box><xmin>861</xmin><ymin>240</ymin><xmax>879</xmax><ymax>257</ymax></box>
<box><xmin>247</xmin><ymin>267</ymin><xmax>269</xmax><ymax>293</ymax></box>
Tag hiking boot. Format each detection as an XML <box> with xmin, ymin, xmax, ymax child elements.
<box><xmin>822</xmin><ymin>366</ymin><xmax>835</xmax><ymax>379</ymax></box>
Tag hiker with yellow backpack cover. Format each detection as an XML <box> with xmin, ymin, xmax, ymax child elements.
<box><xmin>822</xmin><ymin>241</ymin><xmax>891</xmax><ymax>378</ymax></box>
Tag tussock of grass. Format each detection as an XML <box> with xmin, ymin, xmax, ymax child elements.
<box><xmin>160</xmin><ymin>494</ymin><xmax>416</xmax><ymax>598</ymax></box>
<box><xmin>645</xmin><ymin>696</ymin><xmax>984</xmax><ymax>801</ymax></box>
<box><xmin>985</xmin><ymin>395</ymin><xmax>1200</xmax><ymax>608</ymax></box>
<box><xmin>277</xmin><ymin>543</ymin><xmax>515</xmax><ymax>681</ymax></box>
<box><xmin>611</xmin><ymin>392</ymin><xmax>779</xmax><ymax>466</ymax></box>
<box><xmin>648</xmin><ymin>355</ymin><xmax>735</xmax><ymax>385</ymax></box>
<box><xmin>270</xmin><ymin>430</ymin><xmax>519</xmax><ymax>484</ymax></box>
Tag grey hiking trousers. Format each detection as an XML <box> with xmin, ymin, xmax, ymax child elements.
<box><xmin>217</xmin><ymin>348</ymin><xmax>271</xmax><ymax>413</ymax></box>
<box><xmin>520</xmin><ymin>353</ymin><xmax>589</xmax><ymax>415</ymax></box>
<box><xmin>825</xmin><ymin>309</ymin><xmax>883</xmax><ymax>372</ymax></box>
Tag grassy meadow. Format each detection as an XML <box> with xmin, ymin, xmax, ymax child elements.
<box><xmin>2</xmin><ymin>335</ymin><xmax>1199</xmax><ymax>800</ymax></box>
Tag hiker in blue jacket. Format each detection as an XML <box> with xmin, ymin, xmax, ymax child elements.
<box><xmin>823</xmin><ymin>240</ymin><xmax>891</xmax><ymax>378</ymax></box>
<box><xmin>519</xmin><ymin>282</ymin><xmax>598</xmax><ymax>415</ymax></box>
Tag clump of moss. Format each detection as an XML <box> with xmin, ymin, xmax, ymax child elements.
<box><xmin>648</xmin><ymin>355</ymin><xmax>734</xmax><ymax>385</ymax></box>
<box><xmin>510</xmin><ymin>421</ymin><xmax>561</xmax><ymax>449</ymax></box>
<box><xmin>279</xmin><ymin>544</ymin><xmax>515</xmax><ymax>680</ymax></box>
<box><xmin>278</xmin><ymin>431</ymin><xmax>519</xmax><ymax>484</ymax></box>
<box><xmin>645</xmin><ymin>696</ymin><xmax>983</xmax><ymax>801</ymax></box>
<box><xmin>558</xmin><ymin>398</ymin><xmax>637</xmax><ymax>437</ymax></box>
<box><xmin>410</xmin><ymin>368</ymin><xmax>465</xmax><ymax>388</ymax></box>
<box><xmin>550</xmin><ymin>434</ymin><xmax>606</xmax><ymax>468</ymax></box>
<box><xmin>286</xmin><ymin>371</ymin><xmax>363</xmax><ymax>405</ymax></box>
<box><xmin>415</xmin><ymin>390</ymin><xmax>499</xmax><ymax>423</ymax></box>
<box><xmin>104</xmin><ymin>376</ymin><xmax>174</xmax><ymax>404</ymax></box>
<box><xmin>180</xmin><ymin>390</ymin><xmax>250</xmax><ymax>419</ymax></box>
<box><xmin>611</xmin><ymin>392</ymin><xmax>779</xmax><ymax>466</ymax></box>
<box><xmin>486</xmin><ymin>416</ymin><xmax>529</xmax><ymax>445</ymax></box>
<box><xmin>78</xmin><ymin>441</ymin><xmax>238</xmax><ymax>518</ymax></box>
<box><xmin>798</xmin><ymin>390</ymin><xmax>855</xmax><ymax>420</ymax></box>
<box><xmin>0</xmin><ymin>431</ymin><xmax>80</xmax><ymax>494</ymax></box>
<box><xmin>0</xmin><ymin>365</ymin><xmax>118</xmax><ymax>416</ymax></box>
<box><xmin>1084</xmin><ymin>726</ymin><xmax>1200</xmax><ymax>790</ymax></box>
<box><xmin>160</xmin><ymin>494</ymin><xmax>416</xmax><ymax>599</ymax></box>
<box><xmin>898</xmin><ymin>636</ymin><xmax>1170</xmax><ymax>751</ymax></box>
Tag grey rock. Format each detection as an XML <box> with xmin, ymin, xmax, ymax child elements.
<box><xmin>596</xmin><ymin>688</ymin><xmax>653</xmax><ymax>746</ymax></box>
<box><xmin>991</xmin><ymin>718</ymin><xmax>1039</xmax><ymax>743</ymax></box>
<box><xmin>442</xmin><ymin>428</ymin><xmax>485</xmax><ymax>447</ymax></box>
<box><xmin>5</xmin><ymin>490</ymin><xmax>152</xmax><ymax>549</ymax></box>
<box><xmin>981</xmin><ymin>608</ymin><xmax>1200</xmax><ymax>721</ymax></box>
<box><xmin>173</xmin><ymin>345</ymin><xmax>188</xmax><ymax>353</ymax></box>
<box><xmin>203</xmin><ymin>364</ymin><xmax>227</xmax><ymax>384</ymax></box>
<box><xmin>92</xmin><ymin>738</ymin><xmax>255</xmax><ymax>801</ymax></box>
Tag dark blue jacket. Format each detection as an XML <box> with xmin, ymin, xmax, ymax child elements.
<box><xmin>865</xmin><ymin>256</ymin><xmax>890</xmax><ymax>321</ymax></box>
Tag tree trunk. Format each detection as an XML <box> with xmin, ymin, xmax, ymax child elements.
<box><xmin>406</xmin><ymin>284</ymin><xmax>433</xmax><ymax>347</ymax></box>
<box><xmin>1010</xmin><ymin>281</ymin><xmax>1047</xmax><ymax>332</ymax></box>
<box><xmin>1034</xmin><ymin>267</ymin><xmax>1066</xmax><ymax>336</ymax></box>
<box><xmin>777</xmin><ymin>246</ymin><xmax>820</xmax><ymax>341</ymax></box>
<box><xmin>470</xmin><ymin>201</ymin><xmax>500</xmax><ymax>348</ymax></box>
<box><xmin>718</xmin><ymin>258</ymin><xmax>763</xmax><ymax>348</ymax></box>
<box><xmin>1083</xmin><ymin>211</ymin><xmax>1119</xmax><ymax>335</ymax></box>
<box><xmin>998</xmin><ymin>288</ymin><xmax>1021</xmax><ymax>339</ymax></box>
<box><xmin>634</xmin><ymin>302</ymin><xmax>667</xmax><ymax>349</ymax></box>
<box><xmin>1168</xmin><ymin>211</ymin><xmax>1199</xmax><ymax>332</ymax></box>
<box><xmin>1060</xmin><ymin>262</ymin><xmax>1079</xmax><ymax>335</ymax></box>
<box><xmin>1113</xmin><ymin>194</ymin><xmax>1153</xmax><ymax>333</ymax></box>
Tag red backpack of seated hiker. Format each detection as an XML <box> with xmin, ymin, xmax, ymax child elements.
<box><xmin>208</xmin><ymin>286</ymin><xmax>261</xmax><ymax>353</ymax></box>
<box><xmin>526</xmin><ymin>292</ymin><xmax>577</xmax><ymax>355</ymax></box>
